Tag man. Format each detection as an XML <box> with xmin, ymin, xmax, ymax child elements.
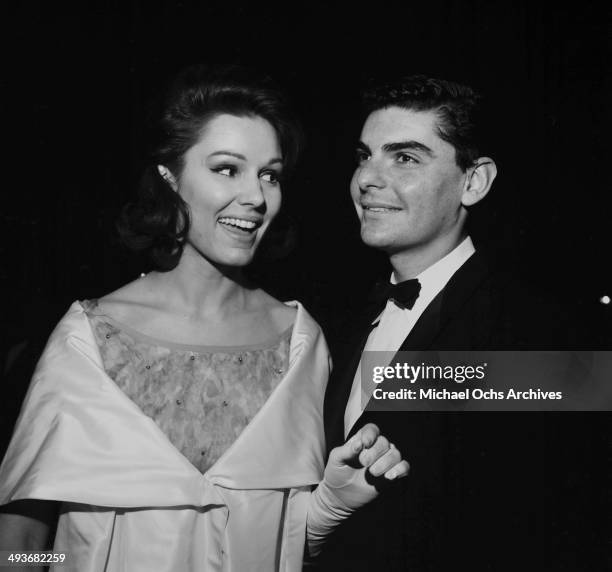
<box><xmin>320</xmin><ymin>77</ymin><xmax>601</xmax><ymax>571</ymax></box>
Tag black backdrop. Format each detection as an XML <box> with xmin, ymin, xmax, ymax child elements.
<box><xmin>0</xmin><ymin>2</ymin><xmax>610</xmax><ymax>568</ymax></box>
<box><xmin>2</xmin><ymin>1</ymin><xmax>610</xmax><ymax>349</ymax></box>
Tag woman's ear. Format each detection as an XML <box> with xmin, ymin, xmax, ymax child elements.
<box><xmin>461</xmin><ymin>158</ymin><xmax>497</xmax><ymax>207</ymax></box>
<box><xmin>157</xmin><ymin>165</ymin><xmax>178</xmax><ymax>192</ymax></box>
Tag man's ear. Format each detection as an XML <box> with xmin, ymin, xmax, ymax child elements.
<box><xmin>461</xmin><ymin>158</ymin><xmax>497</xmax><ymax>207</ymax></box>
<box><xmin>157</xmin><ymin>165</ymin><xmax>178</xmax><ymax>192</ymax></box>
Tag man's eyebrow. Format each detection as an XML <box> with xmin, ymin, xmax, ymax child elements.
<box><xmin>382</xmin><ymin>141</ymin><xmax>436</xmax><ymax>158</ymax></box>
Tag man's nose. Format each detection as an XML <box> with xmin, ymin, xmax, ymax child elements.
<box><xmin>356</xmin><ymin>159</ymin><xmax>385</xmax><ymax>191</ymax></box>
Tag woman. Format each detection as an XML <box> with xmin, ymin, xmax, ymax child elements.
<box><xmin>0</xmin><ymin>65</ymin><xmax>407</xmax><ymax>571</ymax></box>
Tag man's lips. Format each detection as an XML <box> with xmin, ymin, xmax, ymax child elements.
<box><xmin>361</xmin><ymin>202</ymin><xmax>402</xmax><ymax>213</ymax></box>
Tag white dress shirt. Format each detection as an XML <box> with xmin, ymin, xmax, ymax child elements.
<box><xmin>343</xmin><ymin>237</ymin><xmax>476</xmax><ymax>437</ymax></box>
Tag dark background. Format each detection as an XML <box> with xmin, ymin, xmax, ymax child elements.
<box><xmin>0</xmin><ymin>6</ymin><xmax>612</xmax><ymax>376</ymax></box>
<box><xmin>2</xmin><ymin>1</ymin><xmax>610</xmax><ymax>351</ymax></box>
<box><xmin>0</xmin><ymin>2</ymin><xmax>610</xmax><ymax>567</ymax></box>
<box><xmin>1</xmin><ymin>3</ymin><xmax>610</xmax><ymax>401</ymax></box>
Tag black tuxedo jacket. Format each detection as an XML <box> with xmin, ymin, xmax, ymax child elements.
<box><xmin>319</xmin><ymin>252</ymin><xmax>606</xmax><ymax>571</ymax></box>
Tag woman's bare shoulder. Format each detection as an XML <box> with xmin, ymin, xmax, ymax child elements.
<box><xmin>252</xmin><ymin>290</ymin><xmax>297</xmax><ymax>333</ymax></box>
<box><xmin>96</xmin><ymin>277</ymin><xmax>159</xmax><ymax>324</ymax></box>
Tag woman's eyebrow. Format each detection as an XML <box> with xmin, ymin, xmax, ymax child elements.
<box><xmin>355</xmin><ymin>141</ymin><xmax>371</xmax><ymax>154</ymax></box>
<box><xmin>208</xmin><ymin>151</ymin><xmax>283</xmax><ymax>165</ymax></box>
<box><xmin>208</xmin><ymin>150</ymin><xmax>247</xmax><ymax>160</ymax></box>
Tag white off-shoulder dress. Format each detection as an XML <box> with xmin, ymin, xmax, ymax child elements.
<box><xmin>0</xmin><ymin>300</ymin><xmax>330</xmax><ymax>571</ymax></box>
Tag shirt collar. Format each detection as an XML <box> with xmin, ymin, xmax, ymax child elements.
<box><xmin>391</xmin><ymin>236</ymin><xmax>476</xmax><ymax>305</ymax></box>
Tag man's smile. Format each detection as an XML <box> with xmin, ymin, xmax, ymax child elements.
<box><xmin>361</xmin><ymin>201</ymin><xmax>402</xmax><ymax>213</ymax></box>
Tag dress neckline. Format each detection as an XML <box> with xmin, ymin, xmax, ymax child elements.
<box><xmin>81</xmin><ymin>299</ymin><xmax>293</xmax><ymax>354</ymax></box>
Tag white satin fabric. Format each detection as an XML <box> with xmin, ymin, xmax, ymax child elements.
<box><xmin>0</xmin><ymin>301</ymin><xmax>330</xmax><ymax>571</ymax></box>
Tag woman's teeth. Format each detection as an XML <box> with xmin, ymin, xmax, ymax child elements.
<box><xmin>218</xmin><ymin>217</ymin><xmax>258</xmax><ymax>231</ymax></box>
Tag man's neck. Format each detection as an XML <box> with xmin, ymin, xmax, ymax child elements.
<box><xmin>389</xmin><ymin>232</ymin><xmax>468</xmax><ymax>281</ymax></box>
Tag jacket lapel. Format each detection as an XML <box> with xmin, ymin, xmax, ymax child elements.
<box><xmin>324</xmin><ymin>300</ymin><xmax>384</xmax><ymax>450</ymax></box>
<box><xmin>398</xmin><ymin>251</ymin><xmax>491</xmax><ymax>351</ymax></box>
<box><xmin>350</xmin><ymin>252</ymin><xmax>492</xmax><ymax>431</ymax></box>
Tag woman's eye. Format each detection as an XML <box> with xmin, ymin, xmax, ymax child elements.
<box><xmin>260</xmin><ymin>171</ymin><xmax>281</xmax><ymax>184</ymax></box>
<box><xmin>355</xmin><ymin>151</ymin><xmax>369</xmax><ymax>164</ymax></box>
<box><xmin>214</xmin><ymin>165</ymin><xmax>237</xmax><ymax>177</ymax></box>
<box><xmin>396</xmin><ymin>153</ymin><xmax>418</xmax><ymax>165</ymax></box>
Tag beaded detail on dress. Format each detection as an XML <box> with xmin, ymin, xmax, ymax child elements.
<box><xmin>81</xmin><ymin>299</ymin><xmax>291</xmax><ymax>474</ymax></box>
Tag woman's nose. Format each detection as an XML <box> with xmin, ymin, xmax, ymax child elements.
<box><xmin>238</xmin><ymin>177</ymin><xmax>266</xmax><ymax>208</ymax></box>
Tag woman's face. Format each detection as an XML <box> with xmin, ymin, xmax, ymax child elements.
<box><xmin>172</xmin><ymin>114</ymin><xmax>283</xmax><ymax>268</ymax></box>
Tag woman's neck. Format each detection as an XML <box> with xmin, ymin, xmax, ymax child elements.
<box><xmin>147</xmin><ymin>246</ymin><xmax>256</xmax><ymax>320</ymax></box>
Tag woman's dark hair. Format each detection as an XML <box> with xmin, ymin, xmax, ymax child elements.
<box><xmin>119</xmin><ymin>64</ymin><xmax>302</xmax><ymax>270</ymax></box>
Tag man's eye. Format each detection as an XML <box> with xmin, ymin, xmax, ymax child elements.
<box><xmin>260</xmin><ymin>170</ymin><xmax>281</xmax><ymax>184</ymax></box>
<box><xmin>396</xmin><ymin>153</ymin><xmax>418</xmax><ymax>165</ymax></box>
<box><xmin>213</xmin><ymin>165</ymin><xmax>237</xmax><ymax>177</ymax></box>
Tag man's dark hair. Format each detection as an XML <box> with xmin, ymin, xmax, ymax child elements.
<box><xmin>362</xmin><ymin>75</ymin><xmax>484</xmax><ymax>171</ymax></box>
<box><xmin>118</xmin><ymin>64</ymin><xmax>301</xmax><ymax>271</ymax></box>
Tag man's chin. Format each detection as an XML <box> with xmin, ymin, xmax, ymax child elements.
<box><xmin>360</xmin><ymin>229</ymin><xmax>394</xmax><ymax>251</ymax></box>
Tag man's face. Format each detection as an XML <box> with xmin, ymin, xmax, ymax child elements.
<box><xmin>351</xmin><ymin>106</ymin><xmax>468</xmax><ymax>259</ymax></box>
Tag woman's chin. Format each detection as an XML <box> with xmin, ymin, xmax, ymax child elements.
<box><xmin>219</xmin><ymin>246</ymin><xmax>259</xmax><ymax>267</ymax></box>
<box><xmin>184</xmin><ymin>241</ymin><xmax>259</xmax><ymax>269</ymax></box>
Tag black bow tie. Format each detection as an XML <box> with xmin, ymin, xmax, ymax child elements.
<box><xmin>370</xmin><ymin>278</ymin><xmax>421</xmax><ymax>310</ymax></box>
